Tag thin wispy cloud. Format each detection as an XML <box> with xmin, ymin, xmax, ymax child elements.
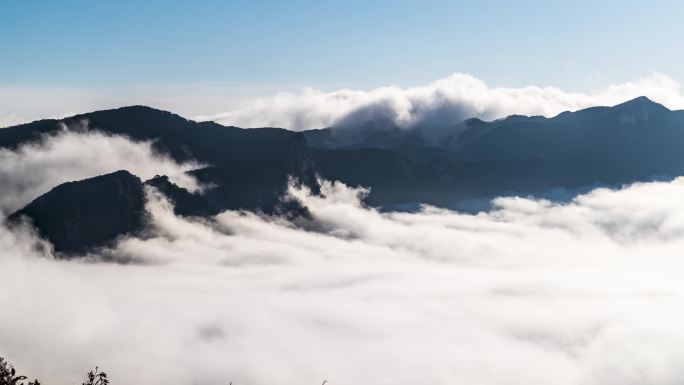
<box><xmin>0</xmin><ymin>127</ymin><xmax>202</xmax><ymax>214</ymax></box>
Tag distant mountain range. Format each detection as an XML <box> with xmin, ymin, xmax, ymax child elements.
<box><xmin>306</xmin><ymin>96</ymin><xmax>684</xmax><ymax>207</ymax></box>
<box><xmin>4</xmin><ymin>96</ymin><xmax>684</xmax><ymax>255</ymax></box>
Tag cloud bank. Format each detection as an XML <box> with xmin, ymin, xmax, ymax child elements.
<box><xmin>4</xmin><ymin>173</ymin><xmax>684</xmax><ymax>384</ymax></box>
<box><xmin>196</xmin><ymin>73</ymin><xmax>684</xmax><ymax>130</ymax></box>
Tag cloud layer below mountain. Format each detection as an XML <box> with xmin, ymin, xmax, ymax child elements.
<box><xmin>4</xmin><ymin>166</ymin><xmax>684</xmax><ymax>384</ymax></box>
<box><xmin>196</xmin><ymin>73</ymin><xmax>684</xmax><ymax>129</ymax></box>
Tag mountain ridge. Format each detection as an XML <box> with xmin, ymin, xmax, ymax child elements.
<box><xmin>5</xmin><ymin>96</ymin><xmax>684</xmax><ymax>254</ymax></box>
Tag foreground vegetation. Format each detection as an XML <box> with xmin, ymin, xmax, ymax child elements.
<box><xmin>0</xmin><ymin>357</ymin><xmax>107</xmax><ymax>385</ymax></box>
<box><xmin>1</xmin><ymin>356</ymin><xmax>329</xmax><ymax>385</ymax></box>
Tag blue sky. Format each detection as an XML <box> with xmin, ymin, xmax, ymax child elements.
<box><xmin>2</xmin><ymin>0</ymin><xmax>684</xmax><ymax>124</ymax></box>
<box><xmin>3</xmin><ymin>0</ymin><xmax>684</xmax><ymax>89</ymax></box>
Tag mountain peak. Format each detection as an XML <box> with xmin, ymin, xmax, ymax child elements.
<box><xmin>9</xmin><ymin>170</ymin><xmax>146</xmax><ymax>255</ymax></box>
<box><xmin>614</xmin><ymin>96</ymin><xmax>668</xmax><ymax>111</ymax></box>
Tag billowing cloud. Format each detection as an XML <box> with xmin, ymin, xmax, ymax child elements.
<box><xmin>4</xmin><ymin>176</ymin><xmax>684</xmax><ymax>384</ymax></box>
<box><xmin>4</xmin><ymin>74</ymin><xmax>684</xmax><ymax>131</ymax></box>
<box><xmin>196</xmin><ymin>73</ymin><xmax>684</xmax><ymax>129</ymax></box>
<box><xmin>0</xmin><ymin>127</ymin><xmax>202</xmax><ymax>214</ymax></box>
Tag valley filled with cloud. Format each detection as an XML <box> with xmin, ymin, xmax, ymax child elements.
<box><xmin>2</xmin><ymin>132</ymin><xmax>684</xmax><ymax>385</ymax></box>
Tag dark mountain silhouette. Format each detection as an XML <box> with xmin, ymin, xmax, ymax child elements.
<box><xmin>9</xmin><ymin>171</ymin><xmax>146</xmax><ymax>254</ymax></box>
<box><xmin>0</xmin><ymin>106</ymin><xmax>320</xmax><ymax>214</ymax></box>
<box><xmin>8</xmin><ymin>169</ymin><xmax>308</xmax><ymax>255</ymax></box>
<box><xmin>5</xmin><ymin>97</ymin><xmax>684</xmax><ymax>254</ymax></box>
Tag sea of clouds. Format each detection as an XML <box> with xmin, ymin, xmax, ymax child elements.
<box><xmin>3</xmin><ymin>132</ymin><xmax>684</xmax><ymax>385</ymax></box>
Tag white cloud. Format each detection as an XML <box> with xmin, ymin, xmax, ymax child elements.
<box><xmin>4</xmin><ymin>178</ymin><xmax>684</xmax><ymax>384</ymax></box>
<box><xmin>195</xmin><ymin>73</ymin><xmax>684</xmax><ymax>130</ymax></box>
